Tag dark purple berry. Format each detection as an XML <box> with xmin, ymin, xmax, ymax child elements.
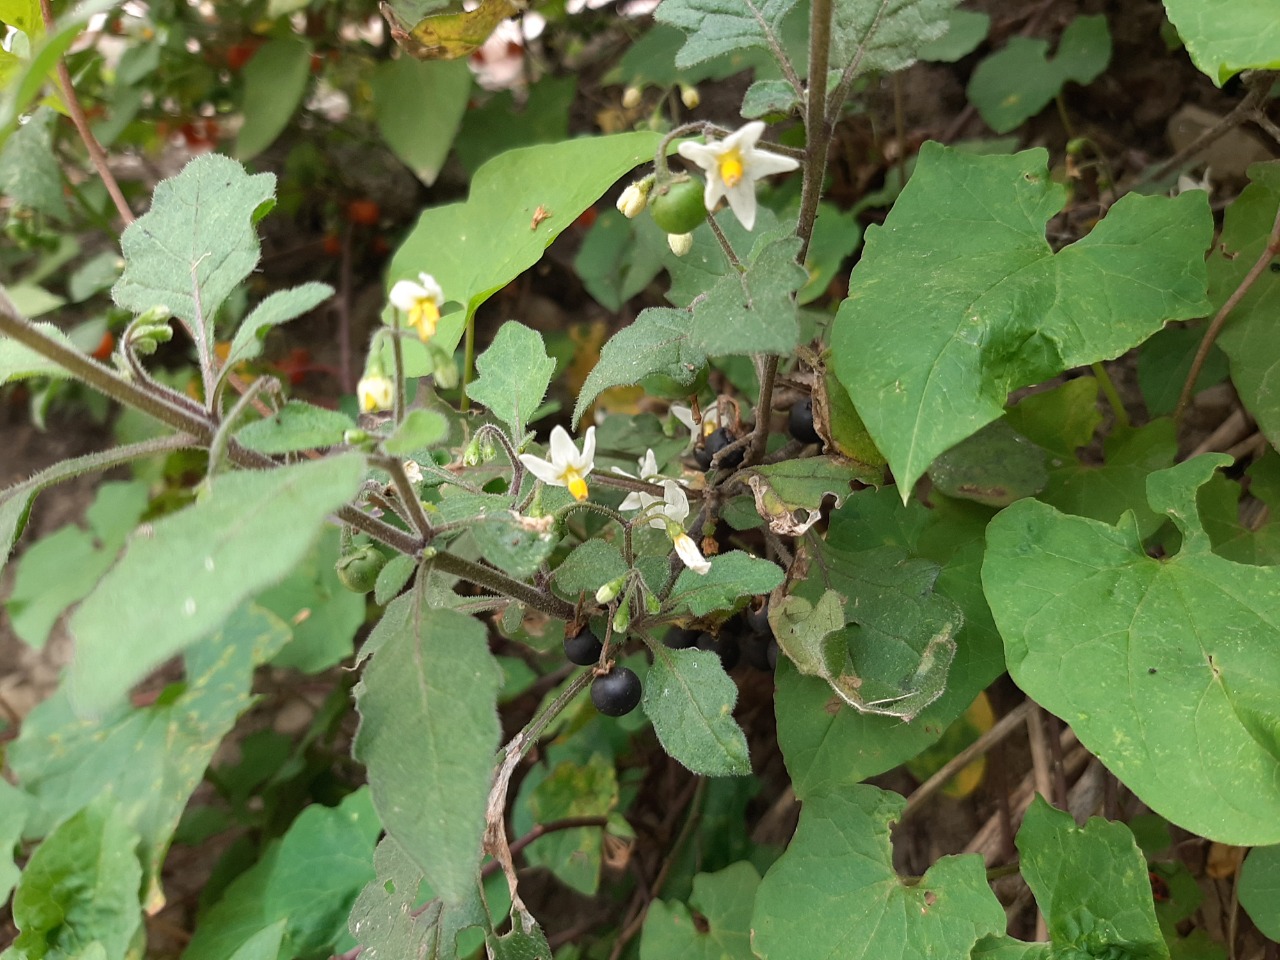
<box><xmin>664</xmin><ymin>626</ymin><xmax>699</xmax><ymax>649</ymax></box>
<box><xmin>766</xmin><ymin>640</ymin><xmax>778</xmax><ymax>670</ymax></box>
<box><xmin>591</xmin><ymin>667</ymin><xmax>642</xmax><ymax>717</ymax></box>
<box><xmin>745</xmin><ymin>599</ymin><xmax>771</xmax><ymax>637</ymax></box>
<box><xmin>564</xmin><ymin>626</ymin><xmax>604</xmax><ymax>666</ymax></box>
<box><xmin>743</xmin><ymin>632</ymin><xmax>774</xmax><ymax>671</ymax></box>
<box><xmin>696</xmin><ymin>631</ymin><xmax>740</xmax><ymax>671</ymax></box>
<box><xmin>702</xmin><ymin>427</ymin><xmax>745</xmax><ymax>470</ymax></box>
<box><xmin>788</xmin><ymin>396</ymin><xmax>820</xmax><ymax>445</ymax></box>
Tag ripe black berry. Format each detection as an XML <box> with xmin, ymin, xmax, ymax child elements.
<box><xmin>697</xmin><ymin>426</ymin><xmax>744</xmax><ymax>471</ymax></box>
<box><xmin>664</xmin><ymin>626</ymin><xmax>699</xmax><ymax>649</ymax></box>
<box><xmin>563</xmin><ymin>626</ymin><xmax>604</xmax><ymax>666</ymax></box>
<box><xmin>696</xmin><ymin>631</ymin><xmax>740</xmax><ymax>671</ymax></box>
<box><xmin>591</xmin><ymin>667</ymin><xmax>642</xmax><ymax>717</ymax></box>
<box><xmin>788</xmin><ymin>396</ymin><xmax>820</xmax><ymax>445</ymax></box>
<box><xmin>743</xmin><ymin>632</ymin><xmax>774</xmax><ymax>671</ymax></box>
<box><xmin>745</xmin><ymin>599</ymin><xmax>771</xmax><ymax>637</ymax></box>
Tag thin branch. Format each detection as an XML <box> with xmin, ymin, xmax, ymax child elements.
<box><xmin>1140</xmin><ymin>77</ymin><xmax>1272</xmax><ymax>188</ymax></box>
<box><xmin>430</xmin><ymin>550</ymin><xmax>575</xmax><ymax>620</ymax></box>
<box><xmin>38</xmin><ymin>0</ymin><xmax>133</xmax><ymax>227</ymax></box>
<box><xmin>1175</xmin><ymin>202</ymin><xmax>1280</xmax><ymax>422</ymax></box>
<box><xmin>375</xmin><ymin>454</ymin><xmax>436</xmax><ymax>541</ymax></box>
<box><xmin>797</xmin><ymin>0</ymin><xmax>835</xmax><ymax>264</ymax></box>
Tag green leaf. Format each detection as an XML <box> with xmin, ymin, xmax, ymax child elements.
<box><xmin>466</xmin><ymin>322</ymin><xmax>554</xmax><ymax>442</ymax></box>
<box><xmin>799</xmin><ymin>202</ymin><xmax>862</xmax><ymax>304</ymax></box>
<box><xmin>654</xmin><ymin>0</ymin><xmax>799</xmax><ymax>68</ymax></box>
<box><xmin>9</xmin><ymin>605</ymin><xmax>290</xmax><ymax>896</ymax></box>
<box><xmin>552</xmin><ymin>539</ymin><xmax>628</xmax><ymax>597</ymax></box>
<box><xmin>487</xmin><ymin>925</ymin><xmax>552</xmax><ymax>960</ymax></box>
<box><xmin>1238</xmin><ymin>845</ymin><xmax>1280</xmax><ymax>940</ymax></box>
<box><xmin>0</xmin><ymin>106</ymin><xmax>68</xmax><ymax>220</ymax></box>
<box><xmin>1213</xmin><ymin>162</ymin><xmax>1280</xmax><ymax>448</ymax></box>
<box><xmin>967</xmin><ymin>15</ymin><xmax>1111</xmax><ymax>133</ymax></box>
<box><xmin>223</xmin><ymin>281</ymin><xmax>333</xmax><ymax>373</ymax></box>
<box><xmin>1161</xmin><ymin>0</ymin><xmax>1280</xmax><ymax>84</ymax></box>
<box><xmin>0</xmin><ymin>779</ymin><xmax>32</xmax><ymax>903</ymax></box>
<box><xmin>8</xmin><ymin>800</ymin><xmax>143</xmax><ymax>960</ymax></box>
<box><xmin>640</xmin><ymin>862</ymin><xmax>760</xmax><ymax>960</ymax></box>
<box><xmin>234</xmin><ymin>36</ymin><xmax>312</xmax><ymax>161</ymax></box>
<box><xmin>689</xmin><ymin>234</ymin><xmax>806</xmax><ymax>357</ymax></box>
<box><xmin>353</xmin><ymin>592</ymin><xmax>502</xmax><ymax>903</ymax></box>
<box><xmin>742</xmin><ymin>456</ymin><xmax>857</xmax><ymax>534</ymax></box>
<box><xmin>643</xmin><ymin>647</ymin><xmax>751</xmax><ymax>776</ymax></box>
<box><xmin>113</xmin><ymin>153</ymin><xmax>276</xmax><ymax>369</ymax></box>
<box><xmin>470</xmin><ymin>513</ymin><xmax>558</xmax><ymax>579</ymax></box>
<box><xmin>928</xmin><ymin>421</ymin><xmax>1047</xmax><ymax>508</ymax></box>
<box><xmin>455</xmin><ymin>75</ymin><xmax>575</xmax><ymax>175</ymax></box>
<box><xmin>225</xmin><ymin>922</ymin><xmax>287</xmax><ymax>960</ymax></box>
<box><xmin>920</xmin><ymin>9</ymin><xmax>990</xmax><ymax>62</ymax></box>
<box><xmin>1136</xmin><ymin>322</ymin><xmax>1229</xmax><ymax>417</ymax></box>
<box><xmin>390</xmin><ymin>131</ymin><xmax>662</xmax><ymax>357</ymax></box>
<box><xmin>373</xmin><ymin>57</ymin><xmax>471</xmax><ymax>185</ymax></box>
<box><xmin>668</xmin><ymin>550</ymin><xmax>784</xmax><ymax>617</ymax></box>
<box><xmin>67</xmin><ymin>453</ymin><xmax>366</xmax><ymax>715</ymax></box>
<box><xmin>384</xmin><ymin>409</ymin><xmax>449</xmax><ymax>456</ymax></box>
<box><xmin>6</xmin><ymin>480</ymin><xmax>149</xmax><ymax>649</ymax></box>
<box><xmin>832</xmin><ymin>143</ymin><xmax>1212</xmax><ymax>500</ymax></box>
<box><xmin>235</xmin><ymin>401</ymin><xmax>356</xmax><ymax>455</ymax></box>
<box><xmin>574</xmin><ymin>307</ymin><xmax>706</xmax><ymax>425</ymax></box>
<box><xmin>0</xmin><ymin>319</ymin><xmax>79</xmax><ymax>384</ymax></box>
<box><xmin>574</xmin><ymin>206</ymin><xmax>665</xmax><ymax>312</ymax></box>
<box><xmin>751</xmin><ymin>785</ymin><xmax>1004</xmax><ymax>960</ymax></box>
<box><xmin>184</xmin><ymin>789</ymin><xmax>381</xmax><ymax>960</ymax></box>
<box><xmin>830</xmin><ymin>0</ymin><xmax>958</xmax><ymax>78</ymax></box>
<box><xmin>983</xmin><ymin>455</ymin><xmax>1280</xmax><ymax>843</ymax></box>
<box><xmin>1017</xmin><ymin>797</ymin><xmax>1169</xmax><ymax>957</ymax></box>
<box><xmin>258</xmin><ymin>526</ymin><xmax>366</xmax><ymax>673</ymax></box>
<box><xmin>524</xmin><ymin>755</ymin><xmax>616</xmax><ymax>895</ymax></box>
<box><xmin>347</xmin><ymin>835</ymin><xmax>487</xmax><ymax>960</ymax></box>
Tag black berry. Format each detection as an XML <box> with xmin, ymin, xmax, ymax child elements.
<box><xmin>664</xmin><ymin>626</ymin><xmax>699</xmax><ymax>649</ymax></box>
<box><xmin>591</xmin><ymin>667</ymin><xmax>643</xmax><ymax>717</ymax></box>
<box><xmin>745</xmin><ymin>599</ymin><xmax>771</xmax><ymax>637</ymax></box>
<box><xmin>697</xmin><ymin>426</ymin><xmax>744</xmax><ymax>471</ymax></box>
<box><xmin>788</xmin><ymin>396</ymin><xmax>820</xmax><ymax>445</ymax></box>
<box><xmin>563</xmin><ymin>626</ymin><xmax>604</xmax><ymax>666</ymax></box>
<box><xmin>696</xmin><ymin>631</ymin><xmax>740</xmax><ymax>671</ymax></box>
<box><xmin>743</xmin><ymin>632</ymin><xmax>774</xmax><ymax>671</ymax></box>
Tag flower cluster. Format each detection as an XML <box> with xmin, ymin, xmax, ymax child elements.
<box><xmin>614</xmin><ymin>449</ymin><xmax>710</xmax><ymax>575</ymax></box>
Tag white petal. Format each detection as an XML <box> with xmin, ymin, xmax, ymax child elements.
<box><xmin>671</xmin><ymin>404</ymin><xmax>695</xmax><ymax>431</ymax></box>
<box><xmin>547</xmin><ymin>425</ymin><xmax>577</xmax><ymax>468</ymax></box>
<box><xmin>579</xmin><ymin>425</ymin><xmax>597</xmax><ymax>474</ymax></box>
<box><xmin>727</xmin><ymin>121</ymin><xmax>766</xmax><ymax>151</ymax></box>
<box><xmin>661</xmin><ymin>479</ymin><xmax>690</xmax><ymax>523</ymax></box>
<box><xmin>519</xmin><ymin>454</ymin><xmax>564</xmax><ymax>486</ymax></box>
<box><xmin>639</xmin><ymin>449</ymin><xmax>659</xmax><ymax>479</ymax></box>
<box><xmin>744</xmin><ymin>149</ymin><xmax>801</xmax><ymax>178</ymax></box>
<box><xmin>416</xmin><ymin>273</ymin><xmax>444</xmax><ymax>301</ymax></box>
<box><xmin>673</xmin><ymin>533</ymin><xmax>711</xmax><ymax>575</ymax></box>
<box><xmin>677</xmin><ymin>140</ymin><xmax>720</xmax><ymax>170</ymax></box>
<box><xmin>389</xmin><ymin>279</ymin><xmax>427</xmax><ymax>310</ymax></box>
<box><xmin>723</xmin><ymin>180</ymin><xmax>759</xmax><ymax>231</ymax></box>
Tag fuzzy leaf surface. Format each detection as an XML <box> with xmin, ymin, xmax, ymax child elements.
<box><xmin>235</xmin><ymin>401</ymin><xmax>356</xmax><ymax>455</ymax></box>
<box><xmin>832</xmin><ymin>143</ymin><xmax>1212</xmax><ymax>500</ymax></box>
<box><xmin>224</xmin><ymin>281</ymin><xmax>333</xmax><ymax>373</ymax></box>
<box><xmin>667</xmin><ymin>550</ymin><xmax>784</xmax><ymax>617</ymax></box>
<box><xmin>751</xmin><ymin>785</ymin><xmax>1004</xmax><ymax>959</ymax></box>
<box><xmin>353</xmin><ymin>592</ymin><xmax>502</xmax><ymax>903</ymax></box>
<box><xmin>830</xmin><ymin>0</ymin><xmax>958</xmax><ymax>78</ymax></box>
<box><xmin>1161</xmin><ymin>0</ymin><xmax>1280</xmax><ymax>84</ymax></box>
<box><xmin>643</xmin><ymin>647</ymin><xmax>751</xmax><ymax>776</ymax></box>
<box><xmin>689</xmin><ymin>234</ymin><xmax>806</xmax><ymax>357</ymax></box>
<box><xmin>467</xmin><ymin>321</ymin><xmax>554</xmax><ymax>442</ymax></box>
<box><xmin>0</xmin><ymin>320</ymin><xmax>78</xmax><ymax>384</ymax></box>
<box><xmin>66</xmin><ymin>453</ymin><xmax>363</xmax><ymax>715</ymax></box>
<box><xmin>654</xmin><ymin>0</ymin><xmax>799</xmax><ymax>68</ymax></box>
<box><xmin>983</xmin><ymin>455</ymin><xmax>1280</xmax><ymax>843</ymax></box>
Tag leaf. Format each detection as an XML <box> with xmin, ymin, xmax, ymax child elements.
<box><xmin>751</xmin><ymin>785</ymin><xmax>1005</xmax><ymax>960</ymax></box>
<box><xmin>1136</xmin><ymin>322</ymin><xmax>1230</xmax><ymax>417</ymax></box>
<box><xmin>470</xmin><ymin>513</ymin><xmax>558</xmax><ymax>579</ymax></box>
<box><xmin>668</xmin><ymin>550</ymin><xmax>784</xmax><ymax>617</ymax></box>
<box><xmin>928</xmin><ymin>421</ymin><xmax>1047</xmax><ymax>507</ymax></box>
<box><xmin>487</xmin><ymin>925</ymin><xmax>552</xmax><ymax>960</ymax></box>
<box><xmin>524</xmin><ymin>755</ymin><xmax>617</xmax><ymax>895</ymax></box>
<box><xmin>574</xmin><ymin>207</ymin><xmax>665</xmax><ymax>312</ymax></box>
<box><xmin>383</xmin><ymin>0</ymin><xmax>521</xmax><ymax>59</ymax></box>
<box><xmin>799</xmin><ymin>202</ymin><xmax>862</xmax><ymax>304</ymax></box>
<box><xmin>8</xmin><ymin>605</ymin><xmax>290</xmax><ymax>896</ymax></box>
<box><xmin>224</xmin><ymin>281</ymin><xmax>333</xmax><ymax>373</ymax></box>
<box><xmin>654</xmin><ymin>0</ymin><xmax>799</xmax><ymax>69</ymax></box>
<box><xmin>1238</xmin><ymin>845</ymin><xmax>1280</xmax><ymax>940</ymax></box>
<box><xmin>640</xmin><ymin>862</ymin><xmax>760</xmax><ymax>960</ymax></box>
<box><xmin>743</xmin><ymin>456</ymin><xmax>857</xmax><ymax>535</ymax></box>
<box><xmin>373</xmin><ymin>57</ymin><xmax>471</xmax><ymax>185</ymax></box>
<box><xmin>390</xmin><ymin>131</ymin><xmax>662</xmax><ymax>357</ymax></box>
<box><xmin>983</xmin><ymin>455</ymin><xmax>1280</xmax><ymax>843</ymax></box>
<box><xmin>689</xmin><ymin>234</ymin><xmax>807</xmax><ymax>357</ymax></box>
<box><xmin>235</xmin><ymin>401</ymin><xmax>356</xmax><ymax>454</ymax></box>
<box><xmin>1161</xmin><ymin>0</ymin><xmax>1280</xmax><ymax>85</ymax></box>
<box><xmin>919</xmin><ymin>9</ymin><xmax>990</xmax><ymax>62</ymax></box>
<box><xmin>183</xmin><ymin>789</ymin><xmax>382</xmax><ymax>960</ymax></box>
<box><xmin>466</xmin><ymin>322</ymin><xmax>555</xmax><ymax>442</ymax></box>
<box><xmin>0</xmin><ymin>779</ymin><xmax>32</xmax><ymax>904</ymax></box>
<box><xmin>234</xmin><ymin>36</ymin><xmax>312</xmax><ymax>161</ymax></box>
<box><xmin>830</xmin><ymin>0</ymin><xmax>958</xmax><ymax>78</ymax></box>
<box><xmin>831</xmin><ymin>142</ymin><xmax>1212</xmax><ymax>500</ymax></box>
<box><xmin>66</xmin><ymin>453</ymin><xmax>366</xmax><ymax>716</ymax></box>
<box><xmin>113</xmin><ymin>153</ymin><xmax>276</xmax><ymax>370</ymax></box>
<box><xmin>775</xmin><ymin>490</ymin><xmax>1003</xmax><ymax>797</ymax></box>
<box><xmin>348</xmin><ymin>835</ymin><xmax>487</xmax><ymax>960</ymax></box>
<box><xmin>1212</xmin><ymin>162</ymin><xmax>1280</xmax><ymax>448</ymax></box>
<box><xmin>353</xmin><ymin>591</ymin><xmax>502</xmax><ymax>903</ymax></box>
<box><xmin>966</xmin><ymin>15</ymin><xmax>1111</xmax><ymax>133</ymax></box>
<box><xmin>8</xmin><ymin>800</ymin><xmax>143</xmax><ymax>960</ymax></box>
<box><xmin>643</xmin><ymin>647</ymin><xmax>752</xmax><ymax>776</ymax></box>
<box><xmin>574</xmin><ymin>308</ymin><xmax>706</xmax><ymax>425</ymax></box>
<box><xmin>552</xmin><ymin>539</ymin><xmax>629</xmax><ymax>597</ymax></box>
<box><xmin>0</xmin><ymin>319</ymin><xmax>79</xmax><ymax>384</ymax></box>
<box><xmin>455</xmin><ymin>75</ymin><xmax>575</xmax><ymax>175</ymax></box>
<box><xmin>384</xmin><ymin>409</ymin><xmax>449</xmax><ymax>455</ymax></box>
<box><xmin>1016</xmin><ymin>798</ymin><xmax>1170</xmax><ymax>958</ymax></box>
<box><xmin>0</xmin><ymin>105</ymin><xmax>68</xmax><ymax>220</ymax></box>
<box><xmin>6</xmin><ymin>480</ymin><xmax>149</xmax><ymax>649</ymax></box>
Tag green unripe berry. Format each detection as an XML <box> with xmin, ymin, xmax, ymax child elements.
<box><xmin>336</xmin><ymin>545</ymin><xmax>388</xmax><ymax>593</ymax></box>
<box><xmin>648</xmin><ymin>176</ymin><xmax>707</xmax><ymax>235</ymax></box>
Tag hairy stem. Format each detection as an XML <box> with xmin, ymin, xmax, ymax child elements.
<box><xmin>430</xmin><ymin>550</ymin><xmax>575</xmax><ymax>620</ymax></box>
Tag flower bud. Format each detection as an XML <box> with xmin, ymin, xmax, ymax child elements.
<box><xmin>621</xmin><ymin>85</ymin><xmax>642</xmax><ymax>109</ymax></box>
<box><xmin>679</xmin><ymin>84</ymin><xmax>700</xmax><ymax>110</ymax></box>
<box><xmin>596</xmin><ymin>576</ymin><xmax>625</xmax><ymax>605</ymax></box>
<box><xmin>612</xmin><ymin>600</ymin><xmax>632</xmax><ymax>634</ymax></box>
<box><xmin>616</xmin><ymin>176</ymin><xmax>654</xmax><ymax>219</ymax></box>
<box><xmin>667</xmin><ymin>232</ymin><xmax>693</xmax><ymax>256</ymax></box>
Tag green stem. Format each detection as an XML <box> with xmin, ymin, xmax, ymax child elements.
<box><xmin>374</xmin><ymin>454</ymin><xmax>436</xmax><ymax>542</ymax></box>
<box><xmin>1091</xmin><ymin>362</ymin><xmax>1130</xmax><ymax>430</ymax></box>
<box><xmin>461</xmin><ymin>312</ymin><xmax>475</xmax><ymax>412</ymax></box>
<box><xmin>207</xmin><ymin>375</ymin><xmax>277</xmax><ymax>480</ymax></box>
<box><xmin>796</xmin><ymin>0</ymin><xmax>834</xmax><ymax>264</ymax></box>
<box><xmin>431</xmin><ymin>550</ymin><xmax>575</xmax><ymax>620</ymax></box>
<box><xmin>1</xmin><ymin>434</ymin><xmax>198</xmax><ymax>507</ymax></box>
<box><xmin>391</xmin><ymin>308</ymin><xmax>406</xmax><ymax>424</ymax></box>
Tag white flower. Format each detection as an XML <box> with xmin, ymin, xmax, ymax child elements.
<box><xmin>667</xmin><ymin>232</ymin><xmax>693</xmax><ymax>256</ymax></box>
<box><xmin>519</xmin><ymin>425</ymin><xmax>596</xmax><ymax>502</ymax></box>
<box><xmin>402</xmin><ymin>460</ymin><xmax>423</xmax><ymax>484</ymax></box>
<box><xmin>672</xmin><ymin>531</ymin><xmax>711</xmax><ymax>575</ymax></box>
<box><xmin>616</xmin><ymin>179</ymin><xmax>652</xmax><ymax>218</ymax></box>
<box><xmin>650</xmin><ymin>481</ymin><xmax>711</xmax><ymax>575</ymax></box>
<box><xmin>357</xmin><ymin>373</ymin><xmax>394</xmax><ymax>413</ymax></box>
<box><xmin>613</xmin><ymin>449</ymin><xmax>663</xmax><ymax>512</ymax></box>
<box><xmin>676</xmin><ymin>121</ymin><xmax>800</xmax><ymax>231</ymax></box>
<box><xmin>389</xmin><ymin>272</ymin><xmax>444</xmax><ymax>342</ymax></box>
<box><xmin>671</xmin><ymin>403</ymin><xmax>721</xmax><ymax>449</ymax></box>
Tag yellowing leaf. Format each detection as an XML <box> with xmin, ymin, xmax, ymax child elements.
<box><xmin>381</xmin><ymin>0</ymin><xmax>522</xmax><ymax>60</ymax></box>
